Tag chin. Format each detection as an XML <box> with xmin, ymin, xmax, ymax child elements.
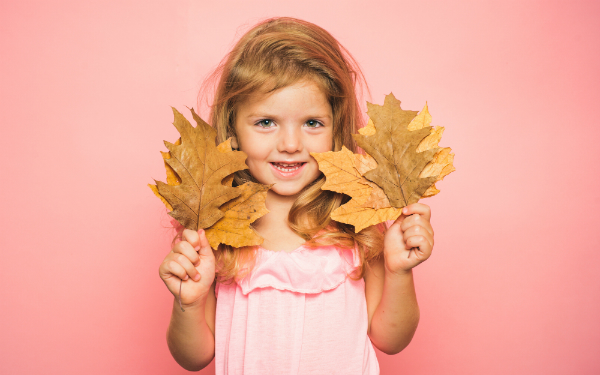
<box><xmin>269</xmin><ymin>186</ymin><xmax>304</xmax><ymax>197</ymax></box>
<box><xmin>270</xmin><ymin>178</ymin><xmax>323</xmax><ymax>198</ymax></box>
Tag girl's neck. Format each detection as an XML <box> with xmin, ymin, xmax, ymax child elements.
<box><xmin>252</xmin><ymin>190</ymin><xmax>306</xmax><ymax>252</ymax></box>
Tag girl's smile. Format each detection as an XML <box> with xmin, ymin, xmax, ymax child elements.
<box><xmin>234</xmin><ymin>79</ymin><xmax>333</xmax><ymax>198</ymax></box>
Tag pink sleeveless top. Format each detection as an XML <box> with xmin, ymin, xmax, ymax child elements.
<box><xmin>214</xmin><ymin>244</ymin><xmax>380</xmax><ymax>375</ymax></box>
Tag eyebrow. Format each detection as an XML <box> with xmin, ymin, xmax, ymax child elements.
<box><xmin>244</xmin><ymin>113</ymin><xmax>333</xmax><ymax>120</ymax></box>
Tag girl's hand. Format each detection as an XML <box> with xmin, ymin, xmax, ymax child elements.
<box><xmin>383</xmin><ymin>203</ymin><xmax>434</xmax><ymax>275</ymax></box>
<box><xmin>158</xmin><ymin>229</ymin><xmax>216</xmax><ymax>307</ymax></box>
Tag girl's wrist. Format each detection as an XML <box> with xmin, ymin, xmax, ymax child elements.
<box><xmin>173</xmin><ymin>295</ymin><xmax>207</xmax><ymax>313</ymax></box>
<box><xmin>384</xmin><ymin>264</ymin><xmax>414</xmax><ymax>279</ymax></box>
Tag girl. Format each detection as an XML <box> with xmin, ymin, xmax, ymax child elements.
<box><xmin>158</xmin><ymin>17</ymin><xmax>434</xmax><ymax>374</ymax></box>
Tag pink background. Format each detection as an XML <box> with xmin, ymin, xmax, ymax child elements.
<box><xmin>1</xmin><ymin>0</ymin><xmax>599</xmax><ymax>374</ymax></box>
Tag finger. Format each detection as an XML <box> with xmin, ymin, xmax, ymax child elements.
<box><xmin>405</xmin><ymin>235</ymin><xmax>432</xmax><ymax>255</ymax></box>
<box><xmin>402</xmin><ymin>224</ymin><xmax>430</xmax><ymax>241</ymax></box>
<box><xmin>165</xmin><ymin>259</ymin><xmax>189</xmax><ymax>281</ymax></box>
<box><xmin>391</xmin><ymin>212</ymin><xmax>407</xmax><ymax>229</ymax></box>
<box><xmin>401</xmin><ymin>214</ymin><xmax>433</xmax><ymax>236</ymax></box>
<box><xmin>404</xmin><ymin>230</ymin><xmax>433</xmax><ymax>249</ymax></box>
<box><xmin>197</xmin><ymin>229</ymin><xmax>214</xmax><ymax>259</ymax></box>
<box><xmin>182</xmin><ymin>229</ymin><xmax>201</xmax><ymax>250</ymax></box>
<box><xmin>173</xmin><ymin>253</ymin><xmax>201</xmax><ymax>281</ymax></box>
<box><xmin>172</xmin><ymin>241</ymin><xmax>200</xmax><ymax>267</ymax></box>
<box><xmin>402</xmin><ymin>203</ymin><xmax>431</xmax><ymax>221</ymax></box>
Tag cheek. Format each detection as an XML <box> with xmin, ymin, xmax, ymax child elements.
<box><xmin>310</xmin><ymin>130</ymin><xmax>334</xmax><ymax>153</ymax></box>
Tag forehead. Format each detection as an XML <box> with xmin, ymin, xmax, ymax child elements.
<box><xmin>237</xmin><ymin>79</ymin><xmax>332</xmax><ymax>116</ymax></box>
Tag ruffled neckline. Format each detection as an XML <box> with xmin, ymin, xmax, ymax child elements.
<box><xmin>236</xmin><ymin>245</ymin><xmax>359</xmax><ymax>295</ymax></box>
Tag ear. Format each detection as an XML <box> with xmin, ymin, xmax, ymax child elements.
<box><xmin>230</xmin><ymin>136</ymin><xmax>239</xmax><ymax>150</ymax></box>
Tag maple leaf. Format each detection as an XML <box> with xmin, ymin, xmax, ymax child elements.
<box><xmin>312</xmin><ymin>94</ymin><xmax>454</xmax><ymax>232</ymax></box>
<box><xmin>150</xmin><ymin>107</ymin><xmax>251</xmax><ymax>232</ymax></box>
<box><xmin>353</xmin><ymin>94</ymin><xmax>440</xmax><ymax>208</ymax></box>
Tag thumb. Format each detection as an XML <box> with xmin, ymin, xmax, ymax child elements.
<box><xmin>197</xmin><ymin>229</ymin><xmax>214</xmax><ymax>258</ymax></box>
<box><xmin>391</xmin><ymin>211</ymin><xmax>407</xmax><ymax>230</ymax></box>
<box><xmin>391</xmin><ymin>206</ymin><xmax>413</xmax><ymax>230</ymax></box>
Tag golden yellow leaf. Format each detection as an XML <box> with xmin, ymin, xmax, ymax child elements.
<box><xmin>420</xmin><ymin>147</ymin><xmax>455</xmax><ymax>197</ymax></box>
<box><xmin>354</xmin><ymin>153</ymin><xmax>378</xmax><ymax>175</ymax></box>
<box><xmin>407</xmin><ymin>102</ymin><xmax>432</xmax><ymax>131</ymax></box>
<box><xmin>310</xmin><ymin>147</ymin><xmax>373</xmax><ymax>199</ymax></box>
<box><xmin>358</xmin><ymin>118</ymin><xmax>376</xmax><ymax>136</ymax></box>
<box><xmin>360</xmin><ymin>180</ymin><xmax>392</xmax><ymax>210</ymax></box>
<box><xmin>331</xmin><ymin>197</ymin><xmax>402</xmax><ymax>233</ymax></box>
<box><xmin>205</xmin><ymin>182</ymin><xmax>270</xmax><ymax>249</ymax></box>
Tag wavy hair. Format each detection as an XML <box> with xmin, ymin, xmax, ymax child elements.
<box><xmin>197</xmin><ymin>17</ymin><xmax>384</xmax><ymax>282</ymax></box>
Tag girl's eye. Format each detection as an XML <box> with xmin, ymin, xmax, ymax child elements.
<box><xmin>256</xmin><ymin>119</ymin><xmax>274</xmax><ymax>128</ymax></box>
<box><xmin>305</xmin><ymin>120</ymin><xmax>322</xmax><ymax>128</ymax></box>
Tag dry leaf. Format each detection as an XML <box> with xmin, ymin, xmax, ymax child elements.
<box><xmin>331</xmin><ymin>198</ymin><xmax>402</xmax><ymax>233</ymax></box>
<box><xmin>205</xmin><ymin>182</ymin><xmax>270</xmax><ymax>249</ymax></box>
<box><xmin>312</xmin><ymin>94</ymin><xmax>454</xmax><ymax>232</ymax></box>
<box><xmin>149</xmin><ymin>108</ymin><xmax>268</xmax><ymax>247</ymax></box>
<box><xmin>311</xmin><ymin>146</ymin><xmax>373</xmax><ymax>199</ymax></box>
<box><xmin>310</xmin><ymin>147</ymin><xmax>401</xmax><ymax>232</ymax></box>
<box><xmin>353</xmin><ymin>94</ymin><xmax>440</xmax><ymax>208</ymax></box>
<box><xmin>406</xmin><ymin>103</ymin><xmax>455</xmax><ymax>198</ymax></box>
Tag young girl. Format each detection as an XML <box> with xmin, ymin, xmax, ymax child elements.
<box><xmin>158</xmin><ymin>17</ymin><xmax>434</xmax><ymax>374</ymax></box>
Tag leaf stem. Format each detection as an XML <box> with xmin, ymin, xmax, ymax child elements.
<box><xmin>178</xmin><ymin>279</ymin><xmax>185</xmax><ymax>312</ymax></box>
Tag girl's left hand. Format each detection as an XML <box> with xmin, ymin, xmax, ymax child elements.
<box><xmin>383</xmin><ymin>203</ymin><xmax>434</xmax><ymax>275</ymax></box>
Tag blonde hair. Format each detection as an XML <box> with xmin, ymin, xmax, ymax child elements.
<box><xmin>199</xmin><ymin>17</ymin><xmax>384</xmax><ymax>282</ymax></box>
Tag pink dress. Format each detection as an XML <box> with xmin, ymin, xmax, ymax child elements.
<box><xmin>214</xmin><ymin>244</ymin><xmax>380</xmax><ymax>375</ymax></box>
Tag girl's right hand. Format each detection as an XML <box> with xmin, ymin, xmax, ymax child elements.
<box><xmin>159</xmin><ymin>229</ymin><xmax>216</xmax><ymax>307</ymax></box>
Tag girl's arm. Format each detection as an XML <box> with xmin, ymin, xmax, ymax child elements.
<box><xmin>364</xmin><ymin>203</ymin><xmax>433</xmax><ymax>354</ymax></box>
<box><xmin>167</xmin><ymin>281</ymin><xmax>217</xmax><ymax>371</ymax></box>
<box><xmin>159</xmin><ymin>229</ymin><xmax>217</xmax><ymax>370</ymax></box>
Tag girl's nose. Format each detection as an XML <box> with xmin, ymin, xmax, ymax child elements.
<box><xmin>277</xmin><ymin>127</ymin><xmax>303</xmax><ymax>153</ymax></box>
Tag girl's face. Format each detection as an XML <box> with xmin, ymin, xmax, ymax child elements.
<box><xmin>234</xmin><ymin>79</ymin><xmax>333</xmax><ymax>198</ymax></box>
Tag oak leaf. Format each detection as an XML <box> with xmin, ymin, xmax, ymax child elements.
<box><xmin>311</xmin><ymin>147</ymin><xmax>373</xmax><ymax>199</ymax></box>
<box><xmin>311</xmin><ymin>147</ymin><xmax>402</xmax><ymax>232</ymax></box>
<box><xmin>149</xmin><ymin>108</ymin><xmax>270</xmax><ymax>249</ymax></box>
<box><xmin>205</xmin><ymin>182</ymin><xmax>270</xmax><ymax>249</ymax></box>
<box><xmin>312</xmin><ymin>94</ymin><xmax>454</xmax><ymax>232</ymax></box>
<box><xmin>331</xmin><ymin>198</ymin><xmax>402</xmax><ymax>233</ymax></box>
<box><xmin>353</xmin><ymin>94</ymin><xmax>439</xmax><ymax>208</ymax></box>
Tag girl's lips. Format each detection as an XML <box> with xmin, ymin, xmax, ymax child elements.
<box><xmin>269</xmin><ymin>162</ymin><xmax>306</xmax><ymax>177</ymax></box>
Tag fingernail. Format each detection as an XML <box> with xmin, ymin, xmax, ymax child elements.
<box><xmin>194</xmin><ymin>274</ymin><xmax>201</xmax><ymax>281</ymax></box>
<box><xmin>403</xmin><ymin>207</ymin><xmax>408</xmax><ymax>214</ymax></box>
<box><xmin>194</xmin><ymin>260</ymin><xmax>200</xmax><ymax>267</ymax></box>
<box><xmin>184</xmin><ymin>275</ymin><xmax>189</xmax><ymax>281</ymax></box>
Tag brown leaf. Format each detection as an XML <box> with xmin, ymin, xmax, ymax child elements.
<box><xmin>353</xmin><ymin>152</ymin><xmax>394</xmax><ymax>210</ymax></box>
<box><xmin>152</xmin><ymin>107</ymin><xmax>249</xmax><ymax>230</ymax></box>
<box><xmin>312</xmin><ymin>94</ymin><xmax>454</xmax><ymax>232</ymax></box>
<box><xmin>353</xmin><ymin>94</ymin><xmax>439</xmax><ymax>208</ymax></box>
<box><xmin>205</xmin><ymin>182</ymin><xmax>270</xmax><ymax>249</ymax></box>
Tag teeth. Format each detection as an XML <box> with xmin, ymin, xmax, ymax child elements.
<box><xmin>273</xmin><ymin>163</ymin><xmax>302</xmax><ymax>172</ymax></box>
